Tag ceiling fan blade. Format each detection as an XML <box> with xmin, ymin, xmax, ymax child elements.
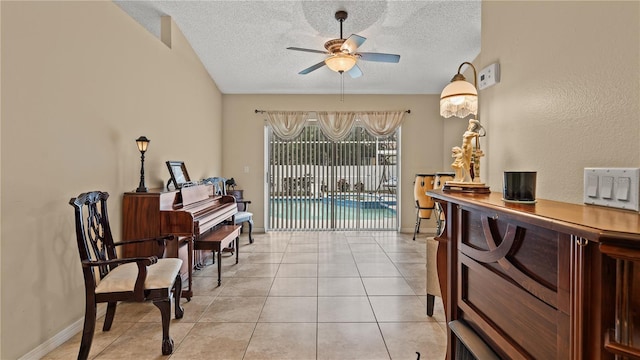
<box><xmin>358</xmin><ymin>52</ymin><xmax>401</xmax><ymax>63</ymax></box>
<box><xmin>347</xmin><ymin>64</ymin><xmax>363</xmax><ymax>78</ymax></box>
<box><xmin>287</xmin><ymin>47</ymin><xmax>329</xmax><ymax>54</ymax></box>
<box><xmin>341</xmin><ymin>34</ymin><xmax>366</xmax><ymax>54</ymax></box>
<box><xmin>299</xmin><ymin>61</ymin><xmax>327</xmax><ymax>75</ymax></box>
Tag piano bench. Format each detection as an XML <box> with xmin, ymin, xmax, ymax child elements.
<box><xmin>194</xmin><ymin>225</ymin><xmax>241</xmax><ymax>286</ymax></box>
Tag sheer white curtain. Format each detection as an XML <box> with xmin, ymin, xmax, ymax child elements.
<box><xmin>266</xmin><ymin>111</ymin><xmax>309</xmax><ymax>140</ymax></box>
<box><xmin>358</xmin><ymin>111</ymin><xmax>406</xmax><ymax>137</ymax></box>
<box><xmin>316</xmin><ymin>111</ymin><xmax>356</xmax><ymax>142</ymax></box>
<box><xmin>265</xmin><ymin>110</ymin><xmax>407</xmax><ymax>141</ymax></box>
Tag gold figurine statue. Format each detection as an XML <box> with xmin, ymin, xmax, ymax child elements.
<box><xmin>444</xmin><ymin>119</ymin><xmax>490</xmax><ymax>193</ymax></box>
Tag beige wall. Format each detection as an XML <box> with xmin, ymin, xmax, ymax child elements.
<box><xmin>0</xmin><ymin>0</ymin><xmax>3</xmax><ymax>352</ymax></box>
<box><xmin>2</xmin><ymin>0</ymin><xmax>639</xmax><ymax>359</ymax></box>
<box><xmin>1</xmin><ymin>2</ymin><xmax>222</xmax><ymax>358</ymax></box>
<box><xmin>221</xmin><ymin>94</ymin><xmax>446</xmax><ymax>233</ymax></box>
<box><xmin>479</xmin><ymin>1</ymin><xmax>639</xmax><ymax>203</ymax></box>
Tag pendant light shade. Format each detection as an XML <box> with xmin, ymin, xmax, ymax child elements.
<box><xmin>325</xmin><ymin>53</ymin><xmax>357</xmax><ymax>73</ymax></box>
<box><xmin>440</xmin><ymin>62</ymin><xmax>478</xmax><ymax>118</ymax></box>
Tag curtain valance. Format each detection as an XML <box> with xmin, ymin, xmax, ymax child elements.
<box><xmin>265</xmin><ymin>111</ymin><xmax>310</xmax><ymax>140</ymax></box>
<box><xmin>316</xmin><ymin>111</ymin><xmax>357</xmax><ymax>142</ymax></box>
<box><xmin>358</xmin><ymin>111</ymin><xmax>406</xmax><ymax>138</ymax></box>
<box><xmin>265</xmin><ymin>110</ymin><xmax>407</xmax><ymax>141</ymax></box>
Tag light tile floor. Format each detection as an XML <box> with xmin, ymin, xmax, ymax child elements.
<box><xmin>44</xmin><ymin>231</ymin><xmax>446</xmax><ymax>360</ymax></box>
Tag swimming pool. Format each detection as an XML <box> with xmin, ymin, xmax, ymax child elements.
<box><xmin>324</xmin><ymin>194</ymin><xmax>396</xmax><ymax>209</ymax></box>
<box><xmin>268</xmin><ymin>195</ymin><xmax>397</xmax><ymax>230</ymax></box>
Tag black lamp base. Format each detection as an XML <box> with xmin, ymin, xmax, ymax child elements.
<box><xmin>136</xmin><ymin>150</ymin><xmax>147</xmax><ymax>193</ymax></box>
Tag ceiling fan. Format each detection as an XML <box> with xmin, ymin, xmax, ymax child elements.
<box><xmin>287</xmin><ymin>10</ymin><xmax>401</xmax><ymax>78</ymax></box>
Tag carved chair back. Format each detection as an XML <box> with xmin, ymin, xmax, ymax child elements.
<box><xmin>70</xmin><ymin>191</ymin><xmax>117</xmax><ymax>287</ymax></box>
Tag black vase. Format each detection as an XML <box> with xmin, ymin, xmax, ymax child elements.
<box><xmin>503</xmin><ymin>171</ymin><xmax>537</xmax><ymax>201</ymax></box>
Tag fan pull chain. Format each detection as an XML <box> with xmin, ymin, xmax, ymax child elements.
<box><xmin>340</xmin><ymin>72</ymin><xmax>344</xmax><ymax>102</ymax></box>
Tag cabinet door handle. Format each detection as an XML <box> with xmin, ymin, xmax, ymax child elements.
<box><xmin>575</xmin><ymin>237</ymin><xmax>588</xmax><ymax>247</ymax></box>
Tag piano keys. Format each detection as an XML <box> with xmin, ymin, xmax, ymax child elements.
<box><xmin>122</xmin><ymin>184</ymin><xmax>238</xmax><ymax>298</ymax></box>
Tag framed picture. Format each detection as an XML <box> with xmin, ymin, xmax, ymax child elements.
<box><xmin>166</xmin><ymin>161</ymin><xmax>191</xmax><ymax>189</ymax></box>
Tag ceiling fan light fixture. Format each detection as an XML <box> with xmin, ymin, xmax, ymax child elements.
<box><xmin>287</xmin><ymin>10</ymin><xmax>399</xmax><ymax>77</ymax></box>
<box><xmin>325</xmin><ymin>53</ymin><xmax>357</xmax><ymax>73</ymax></box>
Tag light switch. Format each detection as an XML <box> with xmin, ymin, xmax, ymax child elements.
<box><xmin>601</xmin><ymin>176</ymin><xmax>614</xmax><ymax>199</ymax></box>
<box><xmin>617</xmin><ymin>177</ymin><xmax>631</xmax><ymax>201</ymax></box>
<box><xmin>584</xmin><ymin>168</ymin><xmax>640</xmax><ymax>211</ymax></box>
<box><xmin>586</xmin><ymin>174</ymin><xmax>598</xmax><ymax>198</ymax></box>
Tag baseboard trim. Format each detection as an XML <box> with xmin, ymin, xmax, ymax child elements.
<box><xmin>400</xmin><ymin>226</ymin><xmax>437</xmax><ymax>235</ymax></box>
<box><xmin>19</xmin><ymin>304</ymin><xmax>106</xmax><ymax>360</ymax></box>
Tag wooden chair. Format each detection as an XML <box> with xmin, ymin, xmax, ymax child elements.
<box><xmin>413</xmin><ymin>174</ymin><xmax>435</xmax><ymax>240</ymax></box>
<box><xmin>203</xmin><ymin>177</ymin><xmax>254</xmax><ymax>243</ymax></box>
<box><xmin>69</xmin><ymin>191</ymin><xmax>184</xmax><ymax>360</ymax></box>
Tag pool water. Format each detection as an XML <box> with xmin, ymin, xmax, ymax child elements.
<box><xmin>269</xmin><ymin>196</ymin><xmax>396</xmax><ymax>220</ymax></box>
<box><xmin>324</xmin><ymin>193</ymin><xmax>396</xmax><ymax>209</ymax></box>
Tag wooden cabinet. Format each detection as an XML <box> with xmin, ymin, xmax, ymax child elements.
<box><xmin>427</xmin><ymin>190</ymin><xmax>640</xmax><ymax>359</ymax></box>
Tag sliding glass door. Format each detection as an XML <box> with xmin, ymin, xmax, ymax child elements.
<box><xmin>266</xmin><ymin>124</ymin><xmax>399</xmax><ymax>231</ymax></box>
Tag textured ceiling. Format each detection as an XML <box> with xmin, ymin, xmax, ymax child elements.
<box><xmin>114</xmin><ymin>1</ymin><xmax>481</xmax><ymax>95</ymax></box>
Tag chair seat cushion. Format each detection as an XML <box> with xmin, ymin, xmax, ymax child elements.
<box><xmin>234</xmin><ymin>211</ymin><xmax>253</xmax><ymax>223</ymax></box>
<box><xmin>95</xmin><ymin>258</ymin><xmax>182</xmax><ymax>294</ymax></box>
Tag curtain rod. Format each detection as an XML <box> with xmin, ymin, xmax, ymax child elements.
<box><xmin>255</xmin><ymin>109</ymin><xmax>411</xmax><ymax>114</ymax></box>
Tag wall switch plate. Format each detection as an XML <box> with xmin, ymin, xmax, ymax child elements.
<box><xmin>583</xmin><ymin>168</ymin><xmax>640</xmax><ymax>211</ymax></box>
<box><xmin>478</xmin><ymin>63</ymin><xmax>500</xmax><ymax>90</ymax></box>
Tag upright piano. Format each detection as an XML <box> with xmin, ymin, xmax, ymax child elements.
<box><xmin>122</xmin><ymin>184</ymin><xmax>238</xmax><ymax>298</ymax></box>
